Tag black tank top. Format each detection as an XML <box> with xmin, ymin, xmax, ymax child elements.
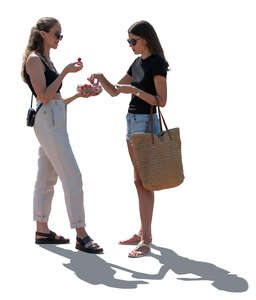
<box><xmin>24</xmin><ymin>57</ymin><xmax>62</xmax><ymax>97</ymax></box>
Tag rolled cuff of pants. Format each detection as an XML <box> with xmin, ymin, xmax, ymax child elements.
<box><xmin>33</xmin><ymin>215</ymin><xmax>49</xmax><ymax>223</ymax></box>
<box><xmin>70</xmin><ymin>220</ymin><xmax>86</xmax><ymax>229</ymax></box>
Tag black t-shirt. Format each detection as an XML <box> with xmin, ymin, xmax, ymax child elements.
<box><xmin>127</xmin><ymin>54</ymin><xmax>167</xmax><ymax>114</ymax></box>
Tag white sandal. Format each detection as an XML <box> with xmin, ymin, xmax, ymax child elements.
<box><xmin>128</xmin><ymin>241</ymin><xmax>151</xmax><ymax>258</ymax></box>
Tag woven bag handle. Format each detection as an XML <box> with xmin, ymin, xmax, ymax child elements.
<box><xmin>145</xmin><ymin>97</ymin><xmax>172</xmax><ymax>142</ymax></box>
<box><xmin>158</xmin><ymin>108</ymin><xmax>172</xmax><ymax>140</ymax></box>
<box><xmin>155</xmin><ymin>97</ymin><xmax>172</xmax><ymax>140</ymax></box>
<box><xmin>145</xmin><ymin>105</ymin><xmax>155</xmax><ymax>144</ymax></box>
<box><xmin>145</xmin><ymin>96</ymin><xmax>163</xmax><ymax>133</ymax></box>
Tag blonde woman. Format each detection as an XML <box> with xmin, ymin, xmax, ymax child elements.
<box><xmin>22</xmin><ymin>17</ymin><xmax>103</xmax><ymax>254</ymax></box>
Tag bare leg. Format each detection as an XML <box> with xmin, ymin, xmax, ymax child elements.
<box><xmin>126</xmin><ymin>140</ymin><xmax>153</xmax><ymax>256</ymax></box>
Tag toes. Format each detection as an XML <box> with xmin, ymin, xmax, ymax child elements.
<box><xmin>54</xmin><ymin>234</ymin><xmax>69</xmax><ymax>241</ymax></box>
<box><xmin>129</xmin><ymin>250</ymin><xmax>142</xmax><ymax>257</ymax></box>
<box><xmin>129</xmin><ymin>245</ymin><xmax>150</xmax><ymax>257</ymax></box>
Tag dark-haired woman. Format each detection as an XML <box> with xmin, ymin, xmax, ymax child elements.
<box><xmin>89</xmin><ymin>20</ymin><xmax>168</xmax><ymax>257</ymax></box>
<box><xmin>22</xmin><ymin>17</ymin><xmax>103</xmax><ymax>254</ymax></box>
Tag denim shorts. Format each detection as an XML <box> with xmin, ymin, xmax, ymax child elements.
<box><xmin>126</xmin><ymin>113</ymin><xmax>161</xmax><ymax>140</ymax></box>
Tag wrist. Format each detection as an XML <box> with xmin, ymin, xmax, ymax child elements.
<box><xmin>98</xmin><ymin>73</ymin><xmax>104</xmax><ymax>81</ymax></box>
<box><xmin>60</xmin><ymin>69</ymin><xmax>68</xmax><ymax>78</ymax></box>
<box><xmin>133</xmin><ymin>87</ymin><xmax>141</xmax><ymax>97</ymax></box>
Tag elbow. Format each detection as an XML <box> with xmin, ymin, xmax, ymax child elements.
<box><xmin>38</xmin><ymin>86</ymin><xmax>57</xmax><ymax>104</ymax></box>
<box><xmin>37</xmin><ymin>94</ymin><xmax>50</xmax><ymax>105</ymax></box>
<box><xmin>156</xmin><ymin>95</ymin><xmax>166</xmax><ymax>107</ymax></box>
<box><xmin>160</xmin><ymin>101</ymin><xmax>166</xmax><ymax>108</ymax></box>
<box><xmin>158</xmin><ymin>98</ymin><xmax>167</xmax><ymax>107</ymax></box>
<box><xmin>41</xmin><ymin>98</ymin><xmax>49</xmax><ymax>105</ymax></box>
<box><xmin>110</xmin><ymin>90</ymin><xmax>120</xmax><ymax>97</ymax></box>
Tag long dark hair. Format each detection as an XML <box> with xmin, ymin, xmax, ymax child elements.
<box><xmin>128</xmin><ymin>20</ymin><xmax>169</xmax><ymax>71</ymax></box>
<box><xmin>21</xmin><ymin>17</ymin><xmax>59</xmax><ymax>82</ymax></box>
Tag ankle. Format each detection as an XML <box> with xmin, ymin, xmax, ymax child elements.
<box><xmin>141</xmin><ymin>234</ymin><xmax>152</xmax><ymax>244</ymax></box>
<box><xmin>76</xmin><ymin>227</ymin><xmax>87</xmax><ymax>238</ymax></box>
<box><xmin>137</xmin><ymin>231</ymin><xmax>142</xmax><ymax>237</ymax></box>
<box><xmin>36</xmin><ymin>222</ymin><xmax>49</xmax><ymax>233</ymax></box>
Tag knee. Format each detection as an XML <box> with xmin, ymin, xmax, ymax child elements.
<box><xmin>134</xmin><ymin>176</ymin><xmax>143</xmax><ymax>189</ymax></box>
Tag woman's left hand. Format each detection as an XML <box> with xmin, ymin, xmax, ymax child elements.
<box><xmin>78</xmin><ymin>89</ymin><xmax>99</xmax><ymax>98</ymax></box>
<box><xmin>115</xmin><ymin>84</ymin><xmax>136</xmax><ymax>94</ymax></box>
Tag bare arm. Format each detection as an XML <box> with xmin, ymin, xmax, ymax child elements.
<box><xmin>63</xmin><ymin>89</ymin><xmax>99</xmax><ymax>105</ymax></box>
<box><xmin>63</xmin><ymin>93</ymin><xmax>80</xmax><ymax>105</ymax></box>
<box><xmin>26</xmin><ymin>55</ymin><xmax>83</xmax><ymax>105</ymax></box>
<box><xmin>26</xmin><ymin>55</ymin><xmax>66</xmax><ymax>104</ymax></box>
<box><xmin>154</xmin><ymin>75</ymin><xmax>167</xmax><ymax>107</ymax></box>
<box><xmin>137</xmin><ymin>75</ymin><xmax>167</xmax><ymax>107</ymax></box>
<box><xmin>115</xmin><ymin>75</ymin><xmax>167</xmax><ymax>107</ymax></box>
<box><xmin>88</xmin><ymin>73</ymin><xmax>131</xmax><ymax>97</ymax></box>
<box><xmin>117</xmin><ymin>74</ymin><xmax>132</xmax><ymax>85</ymax></box>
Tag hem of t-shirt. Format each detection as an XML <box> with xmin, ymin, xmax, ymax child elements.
<box><xmin>128</xmin><ymin>109</ymin><xmax>157</xmax><ymax>114</ymax></box>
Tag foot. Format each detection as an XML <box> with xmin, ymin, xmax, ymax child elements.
<box><xmin>119</xmin><ymin>234</ymin><xmax>142</xmax><ymax>245</ymax></box>
<box><xmin>128</xmin><ymin>241</ymin><xmax>151</xmax><ymax>258</ymax></box>
<box><xmin>119</xmin><ymin>234</ymin><xmax>152</xmax><ymax>245</ymax></box>
<box><xmin>76</xmin><ymin>234</ymin><xmax>103</xmax><ymax>254</ymax></box>
<box><xmin>35</xmin><ymin>230</ymin><xmax>69</xmax><ymax>244</ymax></box>
<box><xmin>35</xmin><ymin>230</ymin><xmax>68</xmax><ymax>242</ymax></box>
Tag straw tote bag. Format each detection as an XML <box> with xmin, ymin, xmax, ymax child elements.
<box><xmin>130</xmin><ymin>103</ymin><xmax>184</xmax><ymax>191</ymax></box>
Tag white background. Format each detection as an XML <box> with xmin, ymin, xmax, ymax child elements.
<box><xmin>1</xmin><ymin>0</ymin><xmax>255</xmax><ymax>299</ymax></box>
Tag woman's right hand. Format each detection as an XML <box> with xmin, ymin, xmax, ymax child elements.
<box><xmin>88</xmin><ymin>73</ymin><xmax>104</xmax><ymax>84</ymax></box>
<box><xmin>63</xmin><ymin>62</ymin><xmax>83</xmax><ymax>75</ymax></box>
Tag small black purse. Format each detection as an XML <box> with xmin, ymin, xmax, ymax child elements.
<box><xmin>26</xmin><ymin>93</ymin><xmax>43</xmax><ymax>127</ymax></box>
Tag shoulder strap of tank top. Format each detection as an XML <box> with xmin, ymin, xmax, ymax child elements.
<box><xmin>38</xmin><ymin>56</ymin><xmax>50</xmax><ymax>69</ymax></box>
<box><xmin>38</xmin><ymin>55</ymin><xmax>57</xmax><ymax>73</ymax></box>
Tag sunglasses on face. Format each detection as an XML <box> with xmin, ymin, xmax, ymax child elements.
<box><xmin>55</xmin><ymin>33</ymin><xmax>63</xmax><ymax>40</ymax></box>
<box><xmin>127</xmin><ymin>38</ymin><xmax>140</xmax><ymax>46</ymax></box>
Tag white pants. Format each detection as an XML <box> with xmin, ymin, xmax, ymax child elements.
<box><xmin>33</xmin><ymin>99</ymin><xmax>85</xmax><ymax>228</ymax></box>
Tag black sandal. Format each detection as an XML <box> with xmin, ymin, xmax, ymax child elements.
<box><xmin>76</xmin><ymin>235</ymin><xmax>103</xmax><ymax>254</ymax></box>
<box><xmin>35</xmin><ymin>230</ymin><xmax>70</xmax><ymax>244</ymax></box>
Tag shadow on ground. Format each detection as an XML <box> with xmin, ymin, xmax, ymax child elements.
<box><xmin>40</xmin><ymin>244</ymin><xmax>147</xmax><ymax>288</ymax></box>
<box><xmin>40</xmin><ymin>243</ymin><xmax>248</xmax><ymax>292</ymax></box>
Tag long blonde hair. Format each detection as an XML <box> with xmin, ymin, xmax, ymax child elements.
<box><xmin>21</xmin><ymin>17</ymin><xmax>59</xmax><ymax>82</ymax></box>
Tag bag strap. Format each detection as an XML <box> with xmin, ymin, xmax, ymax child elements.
<box><xmin>145</xmin><ymin>105</ymin><xmax>155</xmax><ymax>144</ymax></box>
<box><xmin>31</xmin><ymin>93</ymin><xmax>43</xmax><ymax>112</ymax></box>
<box><xmin>30</xmin><ymin>93</ymin><xmax>33</xmax><ymax>108</ymax></box>
<box><xmin>158</xmin><ymin>108</ymin><xmax>172</xmax><ymax>140</ymax></box>
<box><xmin>145</xmin><ymin>97</ymin><xmax>172</xmax><ymax>143</ymax></box>
<box><xmin>36</xmin><ymin>102</ymin><xmax>43</xmax><ymax>113</ymax></box>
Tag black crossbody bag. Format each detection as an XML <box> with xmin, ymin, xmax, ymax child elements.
<box><xmin>26</xmin><ymin>93</ymin><xmax>43</xmax><ymax>127</ymax></box>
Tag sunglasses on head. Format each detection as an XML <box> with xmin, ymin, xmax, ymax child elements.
<box><xmin>55</xmin><ymin>33</ymin><xmax>63</xmax><ymax>40</ymax></box>
<box><xmin>127</xmin><ymin>38</ymin><xmax>140</xmax><ymax>46</ymax></box>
